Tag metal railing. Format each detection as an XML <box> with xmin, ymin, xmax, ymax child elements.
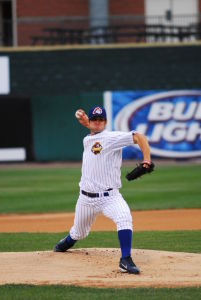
<box><xmin>30</xmin><ymin>23</ymin><xmax>201</xmax><ymax>45</ymax></box>
<box><xmin>1</xmin><ymin>14</ymin><xmax>201</xmax><ymax>46</ymax></box>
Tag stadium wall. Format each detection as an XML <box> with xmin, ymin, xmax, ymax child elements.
<box><xmin>0</xmin><ymin>43</ymin><xmax>201</xmax><ymax>160</ymax></box>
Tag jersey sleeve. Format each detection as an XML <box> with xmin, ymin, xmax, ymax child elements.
<box><xmin>108</xmin><ymin>131</ymin><xmax>136</xmax><ymax>150</ymax></box>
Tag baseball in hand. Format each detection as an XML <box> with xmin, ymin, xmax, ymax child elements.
<box><xmin>75</xmin><ymin>109</ymin><xmax>85</xmax><ymax>119</ymax></box>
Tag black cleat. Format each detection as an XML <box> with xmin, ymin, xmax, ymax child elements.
<box><xmin>54</xmin><ymin>237</ymin><xmax>71</xmax><ymax>252</ymax></box>
<box><xmin>119</xmin><ymin>256</ymin><xmax>140</xmax><ymax>274</ymax></box>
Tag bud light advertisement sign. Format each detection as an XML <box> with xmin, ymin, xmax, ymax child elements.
<box><xmin>104</xmin><ymin>90</ymin><xmax>201</xmax><ymax>159</ymax></box>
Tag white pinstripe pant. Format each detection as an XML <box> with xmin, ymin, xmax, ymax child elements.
<box><xmin>70</xmin><ymin>190</ymin><xmax>133</xmax><ymax>240</ymax></box>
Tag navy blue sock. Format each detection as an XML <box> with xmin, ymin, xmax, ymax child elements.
<box><xmin>66</xmin><ymin>235</ymin><xmax>77</xmax><ymax>247</ymax></box>
<box><xmin>118</xmin><ymin>229</ymin><xmax>132</xmax><ymax>258</ymax></box>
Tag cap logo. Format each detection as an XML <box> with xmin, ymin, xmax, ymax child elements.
<box><xmin>93</xmin><ymin>107</ymin><xmax>102</xmax><ymax>115</ymax></box>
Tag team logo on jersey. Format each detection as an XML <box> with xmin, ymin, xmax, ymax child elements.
<box><xmin>91</xmin><ymin>142</ymin><xmax>102</xmax><ymax>155</ymax></box>
<box><xmin>93</xmin><ymin>107</ymin><xmax>102</xmax><ymax>115</ymax></box>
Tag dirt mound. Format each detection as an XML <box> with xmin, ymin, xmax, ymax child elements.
<box><xmin>0</xmin><ymin>248</ymin><xmax>201</xmax><ymax>288</ymax></box>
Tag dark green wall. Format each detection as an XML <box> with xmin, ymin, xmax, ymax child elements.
<box><xmin>2</xmin><ymin>44</ymin><xmax>201</xmax><ymax>96</ymax></box>
<box><xmin>1</xmin><ymin>44</ymin><xmax>201</xmax><ymax>160</ymax></box>
<box><xmin>31</xmin><ymin>92</ymin><xmax>103</xmax><ymax>160</ymax></box>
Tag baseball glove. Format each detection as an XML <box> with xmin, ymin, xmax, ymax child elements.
<box><xmin>126</xmin><ymin>161</ymin><xmax>155</xmax><ymax>181</ymax></box>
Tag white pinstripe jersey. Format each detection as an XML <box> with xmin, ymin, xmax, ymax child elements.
<box><xmin>79</xmin><ymin>130</ymin><xmax>135</xmax><ymax>192</ymax></box>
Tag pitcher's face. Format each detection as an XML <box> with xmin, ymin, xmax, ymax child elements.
<box><xmin>89</xmin><ymin>117</ymin><xmax>106</xmax><ymax>134</ymax></box>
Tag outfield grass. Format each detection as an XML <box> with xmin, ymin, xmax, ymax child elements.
<box><xmin>0</xmin><ymin>165</ymin><xmax>200</xmax><ymax>213</ymax></box>
<box><xmin>0</xmin><ymin>285</ymin><xmax>201</xmax><ymax>300</ymax></box>
<box><xmin>0</xmin><ymin>230</ymin><xmax>200</xmax><ymax>253</ymax></box>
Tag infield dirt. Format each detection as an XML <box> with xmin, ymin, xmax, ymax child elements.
<box><xmin>0</xmin><ymin>209</ymin><xmax>201</xmax><ymax>232</ymax></box>
<box><xmin>0</xmin><ymin>209</ymin><xmax>201</xmax><ymax>288</ymax></box>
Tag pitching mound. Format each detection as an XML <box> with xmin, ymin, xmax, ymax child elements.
<box><xmin>0</xmin><ymin>248</ymin><xmax>201</xmax><ymax>288</ymax></box>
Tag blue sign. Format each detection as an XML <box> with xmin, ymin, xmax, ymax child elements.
<box><xmin>104</xmin><ymin>90</ymin><xmax>201</xmax><ymax>159</ymax></box>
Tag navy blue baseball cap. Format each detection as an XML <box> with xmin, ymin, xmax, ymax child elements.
<box><xmin>88</xmin><ymin>106</ymin><xmax>107</xmax><ymax>120</ymax></box>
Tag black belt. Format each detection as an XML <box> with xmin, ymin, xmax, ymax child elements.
<box><xmin>81</xmin><ymin>188</ymin><xmax>112</xmax><ymax>198</ymax></box>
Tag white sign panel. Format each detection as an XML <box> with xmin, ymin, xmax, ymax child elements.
<box><xmin>0</xmin><ymin>148</ymin><xmax>26</xmax><ymax>161</ymax></box>
<box><xmin>0</xmin><ymin>56</ymin><xmax>10</xmax><ymax>94</ymax></box>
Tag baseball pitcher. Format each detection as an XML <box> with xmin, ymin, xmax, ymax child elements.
<box><xmin>54</xmin><ymin>106</ymin><xmax>154</xmax><ymax>274</ymax></box>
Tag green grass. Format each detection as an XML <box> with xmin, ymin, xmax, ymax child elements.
<box><xmin>0</xmin><ymin>165</ymin><xmax>201</xmax><ymax>213</ymax></box>
<box><xmin>0</xmin><ymin>165</ymin><xmax>200</xmax><ymax>298</ymax></box>
<box><xmin>0</xmin><ymin>285</ymin><xmax>201</xmax><ymax>300</ymax></box>
<box><xmin>0</xmin><ymin>230</ymin><xmax>200</xmax><ymax>253</ymax></box>
<box><xmin>0</xmin><ymin>168</ymin><xmax>80</xmax><ymax>213</ymax></box>
<box><xmin>122</xmin><ymin>165</ymin><xmax>201</xmax><ymax>210</ymax></box>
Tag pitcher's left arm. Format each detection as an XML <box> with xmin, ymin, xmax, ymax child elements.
<box><xmin>125</xmin><ymin>133</ymin><xmax>155</xmax><ymax>181</ymax></box>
